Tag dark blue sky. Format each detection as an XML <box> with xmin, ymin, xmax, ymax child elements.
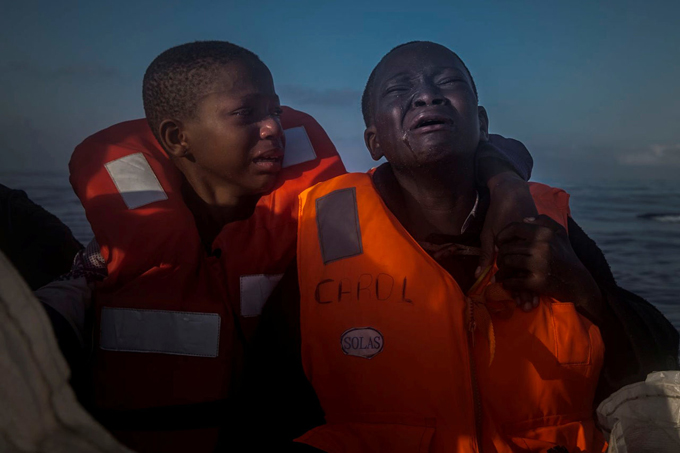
<box><xmin>1</xmin><ymin>0</ymin><xmax>679</xmax><ymax>181</ymax></box>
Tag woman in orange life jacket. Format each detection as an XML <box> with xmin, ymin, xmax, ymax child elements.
<box><xmin>248</xmin><ymin>41</ymin><xmax>679</xmax><ymax>452</ymax></box>
<box><xmin>62</xmin><ymin>41</ymin><xmax>543</xmax><ymax>453</ymax></box>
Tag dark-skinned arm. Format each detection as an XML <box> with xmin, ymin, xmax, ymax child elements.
<box><xmin>474</xmin><ymin>135</ymin><xmax>538</xmax><ymax>307</ymax></box>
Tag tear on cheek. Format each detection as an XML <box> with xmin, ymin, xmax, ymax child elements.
<box><xmin>401</xmin><ymin>131</ymin><xmax>414</xmax><ymax>155</ymax></box>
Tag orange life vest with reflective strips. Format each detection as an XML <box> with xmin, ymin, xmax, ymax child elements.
<box><xmin>69</xmin><ymin>107</ymin><xmax>345</xmax><ymax>453</ymax></box>
<box><xmin>295</xmin><ymin>172</ymin><xmax>606</xmax><ymax>453</ymax></box>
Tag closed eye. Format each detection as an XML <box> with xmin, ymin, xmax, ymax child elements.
<box><xmin>233</xmin><ymin>107</ymin><xmax>253</xmax><ymax>117</ymax></box>
<box><xmin>384</xmin><ymin>85</ymin><xmax>409</xmax><ymax>95</ymax></box>
<box><xmin>438</xmin><ymin>78</ymin><xmax>465</xmax><ymax>85</ymax></box>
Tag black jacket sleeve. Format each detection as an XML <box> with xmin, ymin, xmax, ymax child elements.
<box><xmin>475</xmin><ymin>134</ymin><xmax>534</xmax><ymax>187</ymax></box>
<box><xmin>567</xmin><ymin>216</ymin><xmax>679</xmax><ymax>402</ymax></box>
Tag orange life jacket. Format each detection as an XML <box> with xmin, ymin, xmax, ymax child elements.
<box><xmin>69</xmin><ymin>106</ymin><xmax>346</xmax><ymax>453</ymax></box>
<box><xmin>295</xmin><ymin>172</ymin><xmax>606</xmax><ymax>453</ymax></box>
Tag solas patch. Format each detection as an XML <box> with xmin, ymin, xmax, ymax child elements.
<box><xmin>341</xmin><ymin>327</ymin><xmax>384</xmax><ymax>359</ymax></box>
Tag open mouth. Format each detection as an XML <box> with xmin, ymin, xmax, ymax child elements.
<box><xmin>252</xmin><ymin>149</ymin><xmax>284</xmax><ymax>172</ymax></box>
<box><xmin>415</xmin><ymin>119</ymin><xmax>448</xmax><ymax>129</ymax></box>
<box><xmin>410</xmin><ymin>115</ymin><xmax>454</xmax><ymax>131</ymax></box>
<box><xmin>252</xmin><ymin>156</ymin><xmax>283</xmax><ymax>163</ymax></box>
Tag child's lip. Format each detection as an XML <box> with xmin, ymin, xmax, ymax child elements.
<box><xmin>253</xmin><ymin>147</ymin><xmax>284</xmax><ymax>160</ymax></box>
<box><xmin>408</xmin><ymin>111</ymin><xmax>454</xmax><ymax>131</ymax></box>
<box><xmin>252</xmin><ymin>159</ymin><xmax>282</xmax><ymax>173</ymax></box>
<box><xmin>252</xmin><ymin>148</ymin><xmax>284</xmax><ymax>172</ymax></box>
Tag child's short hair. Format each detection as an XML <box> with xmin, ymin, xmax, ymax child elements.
<box><xmin>143</xmin><ymin>40</ymin><xmax>264</xmax><ymax>143</ymax></box>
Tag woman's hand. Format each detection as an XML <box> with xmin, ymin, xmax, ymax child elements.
<box><xmin>495</xmin><ymin>215</ymin><xmax>603</xmax><ymax>315</ymax></box>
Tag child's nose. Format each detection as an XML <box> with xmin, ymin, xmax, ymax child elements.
<box><xmin>260</xmin><ymin>116</ymin><xmax>283</xmax><ymax>141</ymax></box>
<box><xmin>413</xmin><ymin>82</ymin><xmax>448</xmax><ymax>108</ymax></box>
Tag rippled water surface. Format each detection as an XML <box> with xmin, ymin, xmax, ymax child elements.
<box><xmin>546</xmin><ymin>177</ymin><xmax>680</xmax><ymax>330</ymax></box>
<box><xmin>2</xmin><ymin>171</ymin><xmax>679</xmax><ymax>330</ymax></box>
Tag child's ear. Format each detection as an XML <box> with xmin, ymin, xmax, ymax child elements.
<box><xmin>158</xmin><ymin>119</ymin><xmax>191</xmax><ymax>159</ymax></box>
<box><xmin>478</xmin><ymin>106</ymin><xmax>489</xmax><ymax>142</ymax></box>
<box><xmin>364</xmin><ymin>125</ymin><xmax>383</xmax><ymax>161</ymax></box>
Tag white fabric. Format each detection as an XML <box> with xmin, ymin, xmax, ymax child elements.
<box><xmin>283</xmin><ymin>126</ymin><xmax>317</xmax><ymax>168</ymax></box>
<box><xmin>240</xmin><ymin>273</ymin><xmax>284</xmax><ymax>317</ymax></box>
<box><xmin>0</xmin><ymin>251</ymin><xmax>132</xmax><ymax>452</ymax></box>
<box><xmin>460</xmin><ymin>191</ymin><xmax>479</xmax><ymax>234</ymax></box>
<box><xmin>105</xmin><ymin>152</ymin><xmax>167</xmax><ymax>209</ymax></box>
<box><xmin>100</xmin><ymin>308</ymin><xmax>220</xmax><ymax>357</ymax></box>
<box><xmin>597</xmin><ymin>371</ymin><xmax>680</xmax><ymax>452</ymax></box>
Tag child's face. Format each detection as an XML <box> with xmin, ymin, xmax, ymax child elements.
<box><xmin>366</xmin><ymin>43</ymin><xmax>485</xmax><ymax>169</ymax></box>
<box><xmin>183</xmin><ymin>61</ymin><xmax>284</xmax><ymax>196</ymax></box>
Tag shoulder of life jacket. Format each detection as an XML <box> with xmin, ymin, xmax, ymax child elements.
<box><xmin>295</xmin><ymin>173</ymin><xmax>606</xmax><ymax>453</ymax></box>
<box><xmin>68</xmin><ymin>106</ymin><xmax>345</xmax><ymax>453</ymax></box>
<box><xmin>70</xmin><ymin>106</ymin><xmax>345</xmax><ymax>288</ymax></box>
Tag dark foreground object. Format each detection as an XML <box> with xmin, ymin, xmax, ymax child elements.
<box><xmin>0</xmin><ymin>249</ymin><xmax>131</xmax><ymax>452</ymax></box>
<box><xmin>0</xmin><ymin>183</ymin><xmax>82</xmax><ymax>290</ymax></box>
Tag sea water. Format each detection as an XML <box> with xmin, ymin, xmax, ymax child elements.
<box><xmin>2</xmin><ymin>171</ymin><xmax>679</xmax><ymax>331</ymax></box>
<box><xmin>548</xmin><ymin>177</ymin><xmax>680</xmax><ymax>330</ymax></box>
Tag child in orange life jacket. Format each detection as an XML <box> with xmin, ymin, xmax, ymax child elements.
<box><xmin>251</xmin><ymin>41</ymin><xmax>679</xmax><ymax>452</ymax></box>
<box><xmin>67</xmin><ymin>41</ymin><xmax>349</xmax><ymax>453</ymax></box>
<box><xmin>63</xmin><ymin>41</ymin><xmax>538</xmax><ymax>453</ymax></box>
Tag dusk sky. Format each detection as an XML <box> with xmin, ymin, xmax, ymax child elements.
<box><xmin>1</xmin><ymin>0</ymin><xmax>679</xmax><ymax>181</ymax></box>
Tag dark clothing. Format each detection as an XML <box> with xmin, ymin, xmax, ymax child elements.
<box><xmin>566</xmin><ymin>218</ymin><xmax>679</xmax><ymax>400</ymax></box>
<box><xmin>243</xmin><ymin>212</ymin><xmax>679</xmax><ymax>451</ymax></box>
<box><xmin>41</xmin><ymin>301</ymin><xmax>89</xmax><ymax>400</ymax></box>
<box><xmin>476</xmin><ymin>135</ymin><xmax>533</xmax><ymax>186</ymax></box>
<box><xmin>0</xmin><ymin>183</ymin><xmax>82</xmax><ymax>290</ymax></box>
<box><xmin>0</xmin><ymin>183</ymin><xmax>87</xmax><ymax>401</ymax></box>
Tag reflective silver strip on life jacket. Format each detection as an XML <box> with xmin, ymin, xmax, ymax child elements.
<box><xmin>240</xmin><ymin>273</ymin><xmax>284</xmax><ymax>317</ymax></box>
<box><xmin>104</xmin><ymin>153</ymin><xmax>168</xmax><ymax>209</ymax></box>
<box><xmin>283</xmin><ymin>126</ymin><xmax>317</xmax><ymax>168</ymax></box>
<box><xmin>100</xmin><ymin>308</ymin><xmax>220</xmax><ymax>357</ymax></box>
<box><xmin>315</xmin><ymin>187</ymin><xmax>363</xmax><ymax>264</ymax></box>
